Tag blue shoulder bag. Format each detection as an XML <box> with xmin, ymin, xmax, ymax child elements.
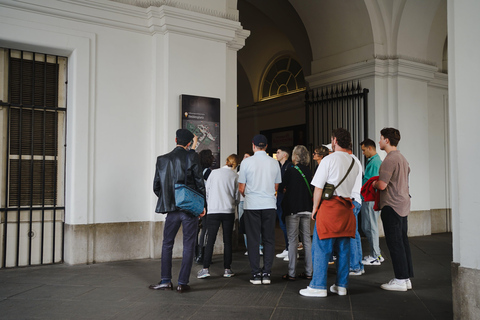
<box><xmin>174</xmin><ymin>153</ymin><xmax>205</xmax><ymax>216</ymax></box>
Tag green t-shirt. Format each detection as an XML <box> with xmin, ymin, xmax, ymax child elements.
<box><xmin>362</xmin><ymin>153</ymin><xmax>382</xmax><ymax>185</ymax></box>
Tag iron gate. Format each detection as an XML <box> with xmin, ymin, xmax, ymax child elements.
<box><xmin>0</xmin><ymin>49</ymin><xmax>67</xmax><ymax>268</ymax></box>
<box><xmin>305</xmin><ymin>81</ymin><xmax>368</xmax><ymax>166</ymax></box>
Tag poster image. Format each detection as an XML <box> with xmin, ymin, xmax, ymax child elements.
<box><xmin>180</xmin><ymin>94</ymin><xmax>220</xmax><ymax>168</ymax></box>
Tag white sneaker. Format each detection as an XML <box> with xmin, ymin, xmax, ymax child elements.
<box><xmin>223</xmin><ymin>269</ymin><xmax>235</xmax><ymax>278</ymax></box>
<box><xmin>406</xmin><ymin>279</ymin><xmax>412</xmax><ymax>290</ymax></box>
<box><xmin>349</xmin><ymin>269</ymin><xmax>365</xmax><ymax>276</ymax></box>
<box><xmin>244</xmin><ymin>251</ymin><xmax>248</xmax><ymax>256</ymax></box>
<box><xmin>299</xmin><ymin>286</ymin><xmax>327</xmax><ymax>297</ymax></box>
<box><xmin>381</xmin><ymin>278</ymin><xmax>408</xmax><ymax>292</ymax></box>
<box><xmin>197</xmin><ymin>268</ymin><xmax>210</xmax><ymax>279</ymax></box>
<box><xmin>330</xmin><ymin>284</ymin><xmax>347</xmax><ymax>296</ymax></box>
<box><xmin>378</xmin><ymin>255</ymin><xmax>385</xmax><ymax>262</ymax></box>
<box><xmin>276</xmin><ymin>249</ymin><xmax>288</xmax><ymax>258</ymax></box>
<box><xmin>259</xmin><ymin>249</ymin><xmax>263</xmax><ymax>256</ymax></box>
<box><xmin>362</xmin><ymin>256</ymin><xmax>381</xmax><ymax>266</ymax></box>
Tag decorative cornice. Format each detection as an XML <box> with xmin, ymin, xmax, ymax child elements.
<box><xmin>0</xmin><ymin>0</ymin><xmax>248</xmax><ymax>47</ymax></box>
<box><xmin>307</xmin><ymin>57</ymin><xmax>440</xmax><ymax>89</ymax></box>
<box><xmin>374</xmin><ymin>54</ymin><xmax>437</xmax><ymax>68</ymax></box>
<box><xmin>227</xmin><ymin>29</ymin><xmax>250</xmax><ymax>51</ymax></box>
<box><xmin>110</xmin><ymin>0</ymin><xmax>239</xmax><ymax>21</ymax></box>
<box><xmin>146</xmin><ymin>5</ymin><xmax>245</xmax><ymax>45</ymax></box>
<box><xmin>429</xmin><ymin>72</ymin><xmax>448</xmax><ymax>89</ymax></box>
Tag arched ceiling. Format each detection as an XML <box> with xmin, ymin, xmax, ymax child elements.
<box><xmin>289</xmin><ymin>0</ymin><xmax>375</xmax><ymax>73</ymax></box>
<box><xmin>236</xmin><ymin>0</ymin><xmax>447</xmax><ymax>104</ymax></box>
<box><xmin>237</xmin><ymin>0</ymin><xmax>312</xmax><ymax>103</ymax></box>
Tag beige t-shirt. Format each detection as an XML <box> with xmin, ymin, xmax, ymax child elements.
<box><xmin>378</xmin><ymin>150</ymin><xmax>411</xmax><ymax>217</ymax></box>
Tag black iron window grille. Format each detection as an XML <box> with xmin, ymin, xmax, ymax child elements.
<box><xmin>0</xmin><ymin>49</ymin><xmax>67</xmax><ymax>268</ymax></box>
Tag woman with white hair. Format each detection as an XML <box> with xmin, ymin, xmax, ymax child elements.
<box><xmin>279</xmin><ymin>145</ymin><xmax>313</xmax><ymax>281</ymax></box>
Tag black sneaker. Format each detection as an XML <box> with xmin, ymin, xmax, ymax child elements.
<box><xmin>262</xmin><ymin>273</ymin><xmax>271</xmax><ymax>285</ymax></box>
<box><xmin>250</xmin><ymin>273</ymin><xmax>262</xmax><ymax>285</ymax></box>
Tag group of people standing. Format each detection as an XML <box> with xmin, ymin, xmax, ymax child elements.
<box><xmin>150</xmin><ymin>126</ymin><xmax>413</xmax><ymax>296</ymax></box>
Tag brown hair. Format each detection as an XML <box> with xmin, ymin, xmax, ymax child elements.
<box><xmin>380</xmin><ymin>127</ymin><xmax>401</xmax><ymax>147</ymax></box>
<box><xmin>314</xmin><ymin>145</ymin><xmax>330</xmax><ymax>157</ymax></box>
<box><xmin>226</xmin><ymin>154</ymin><xmax>239</xmax><ymax>169</ymax></box>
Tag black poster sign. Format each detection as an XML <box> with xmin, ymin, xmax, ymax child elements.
<box><xmin>180</xmin><ymin>94</ymin><xmax>221</xmax><ymax>168</ymax></box>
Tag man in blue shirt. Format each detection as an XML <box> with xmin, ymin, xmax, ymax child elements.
<box><xmin>360</xmin><ymin>139</ymin><xmax>384</xmax><ymax>265</ymax></box>
<box><xmin>238</xmin><ymin>134</ymin><xmax>282</xmax><ymax>285</ymax></box>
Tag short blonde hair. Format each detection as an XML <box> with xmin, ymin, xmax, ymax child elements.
<box><xmin>292</xmin><ymin>145</ymin><xmax>310</xmax><ymax>166</ymax></box>
<box><xmin>226</xmin><ymin>154</ymin><xmax>239</xmax><ymax>169</ymax></box>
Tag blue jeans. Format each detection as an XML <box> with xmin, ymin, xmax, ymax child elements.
<box><xmin>309</xmin><ymin>225</ymin><xmax>350</xmax><ymax>289</ymax></box>
<box><xmin>361</xmin><ymin>201</ymin><xmax>381</xmax><ymax>258</ymax></box>
<box><xmin>350</xmin><ymin>201</ymin><xmax>363</xmax><ymax>271</ymax></box>
<box><xmin>161</xmin><ymin>210</ymin><xmax>198</xmax><ymax>285</ymax></box>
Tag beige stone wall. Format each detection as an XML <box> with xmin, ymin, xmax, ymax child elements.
<box><xmin>64</xmin><ymin>220</ymin><xmax>232</xmax><ymax>265</ymax></box>
<box><xmin>371</xmin><ymin>209</ymin><xmax>451</xmax><ymax>238</ymax></box>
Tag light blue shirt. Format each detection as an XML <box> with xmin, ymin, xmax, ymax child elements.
<box><xmin>238</xmin><ymin>151</ymin><xmax>282</xmax><ymax>210</ymax></box>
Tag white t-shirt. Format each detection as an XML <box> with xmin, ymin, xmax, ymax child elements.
<box><xmin>311</xmin><ymin>151</ymin><xmax>360</xmax><ymax>198</ymax></box>
<box><xmin>350</xmin><ymin>154</ymin><xmax>363</xmax><ymax>204</ymax></box>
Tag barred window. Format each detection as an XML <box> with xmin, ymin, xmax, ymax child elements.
<box><xmin>0</xmin><ymin>49</ymin><xmax>67</xmax><ymax>208</ymax></box>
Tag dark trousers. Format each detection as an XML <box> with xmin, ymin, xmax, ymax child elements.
<box><xmin>381</xmin><ymin>206</ymin><xmax>414</xmax><ymax>279</ymax></box>
<box><xmin>244</xmin><ymin>209</ymin><xmax>276</xmax><ymax>275</ymax></box>
<box><xmin>276</xmin><ymin>193</ymin><xmax>289</xmax><ymax>250</ymax></box>
<box><xmin>161</xmin><ymin>210</ymin><xmax>198</xmax><ymax>285</ymax></box>
<box><xmin>197</xmin><ymin>215</ymin><xmax>208</xmax><ymax>247</ymax></box>
<box><xmin>203</xmin><ymin>213</ymin><xmax>235</xmax><ymax>269</ymax></box>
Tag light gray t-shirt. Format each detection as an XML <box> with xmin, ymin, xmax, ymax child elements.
<box><xmin>378</xmin><ymin>150</ymin><xmax>411</xmax><ymax>217</ymax></box>
<box><xmin>238</xmin><ymin>151</ymin><xmax>282</xmax><ymax>210</ymax></box>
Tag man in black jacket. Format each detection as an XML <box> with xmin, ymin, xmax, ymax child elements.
<box><xmin>149</xmin><ymin>129</ymin><xmax>206</xmax><ymax>293</ymax></box>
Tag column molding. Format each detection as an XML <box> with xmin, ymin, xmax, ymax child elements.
<box><xmin>306</xmin><ymin>58</ymin><xmax>440</xmax><ymax>89</ymax></box>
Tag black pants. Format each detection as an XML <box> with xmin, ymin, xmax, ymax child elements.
<box><xmin>203</xmin><ymin>214</ymin><xmax>235</xmax><ymax>269</ymax></box>
<box><xmin>381</xmin><ymin>206</ymin><xmax>414</xmax><ymax>279</ymax></box>
<box><xmin>244</xmin><ymin>209</ymin><xmax>276</xmax><ymax>275</ymax></box>
<box><xmin>161</xmin><ymin>210</ymin><xmax>197</xmax><ymax>285</ymax></box>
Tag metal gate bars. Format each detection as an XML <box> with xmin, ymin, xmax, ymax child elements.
<box><xmin>305</xmin><ymin>81</ymin><xmax>368</xmax><ymax>166</ymax></box>
<box><xmin>0</xmin><ymin>49</ymin><xmax>67</xmax><ymax>268</ymax></box>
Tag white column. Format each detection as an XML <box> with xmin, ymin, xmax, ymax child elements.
<box><xmin>448</xmin><ymin>0</ymin><xmax>480</xmax><ymax>318</ymax></box>
<box><xmin>147</xmin><ymin>4</ymin><xmax>248</xmax><ymax>257</ymax></box>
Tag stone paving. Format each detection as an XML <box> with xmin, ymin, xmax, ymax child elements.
<box><xmin>0</xmin><ymin>233</ymin><xmax>453</xmax><ymax>319</ymax></box>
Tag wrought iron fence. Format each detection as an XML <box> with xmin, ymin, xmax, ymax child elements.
<box><xmin>305</xmin><ymin>81</ymin><xmax>369</xmax><ymax>168</ymax></box>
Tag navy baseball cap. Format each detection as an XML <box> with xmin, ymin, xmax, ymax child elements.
<box><xmin>252</xmin><ymin>134</ymin><xmax>268</xmax><ymax>147</ymax></box>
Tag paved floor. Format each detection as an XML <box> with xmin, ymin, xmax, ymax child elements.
<box><xmin>0</xmin><ymin>232</ymin><xmax>453</xmax><ymax>320</ymax></box>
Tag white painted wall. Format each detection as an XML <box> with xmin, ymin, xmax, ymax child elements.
<box><xmin>428</xmin><ymin>79</ymin><xmax>449</xmax><ymax>210</ymax></box>
<box><xmin>0</xmin><ymin>0</ymin><xmax>245</xmax><ymax>232</ymax></box>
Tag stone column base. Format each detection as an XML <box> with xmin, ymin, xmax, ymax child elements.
<box><xmin>452</xmin><ymin>262</ymin><xmax>480</xmax><ymax>319</ymax></box>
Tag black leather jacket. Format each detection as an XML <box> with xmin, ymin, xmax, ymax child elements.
<box><xmin>153</xmin><ymin>146</ymin><xmax>205</xmax><ymax>213</ymax></box>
